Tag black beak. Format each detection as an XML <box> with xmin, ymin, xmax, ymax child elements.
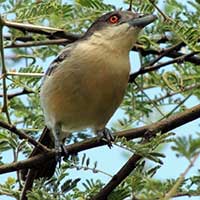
<box><xmin>128</xmin><ymin>14</ymin><xmax>157</xmax><ymax>28</ymax></box>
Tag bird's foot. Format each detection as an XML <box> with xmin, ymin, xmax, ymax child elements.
<box><xmin>53</xmin><ymin>124</ymin><xmax>69</xmax><ymax>166</ymax></box>
<box><xmin>97</xmin><ymin>128</ymin><xmax>114</xmax><ymax>148</ymax></box>
<box><xmin>61</xmin><ymin>144</ymin><xmax>69</xmax><ymax>161</ymax></box>
<box><xmin>54</xmin><ymin>142</ymin><xmax>62</xmax><ymax>166</ymax></box>
<box><xmin>54</xmin><ymin>143</ymin><xmax>69</xmax><ymax>166</ymax></box>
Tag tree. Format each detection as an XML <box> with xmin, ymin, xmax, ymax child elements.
<box><xmin>0</xmin><ymin>0</ymin><xmax>200</xmax><ymax>199</ymax></box>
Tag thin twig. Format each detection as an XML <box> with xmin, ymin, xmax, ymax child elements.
<box><xmin>147</xmin><ymin>83</ymin><xmax>200</xmax><ymax>103</ymax></box>
<box><xmin>3</xmin><ymin>18</ymin><xmax>63</xmax><ymax>32</ymax></box>
<box><xmin>129</xmin><ymin>52</ymin><xmax>199</xmax><ymax>82</ymax></box>
<box><xmin>159</xmin><ymin>94</ymin><xmax>192</xmax><ymax>121</ymax></box>
<box><xmin>133</xmin><ymin>80</ymin><xmax>166</xmax><ymax>117</ymax></box>
<box><xmin>172</xmin><ymin>192</ymin><xmax>200</xmax><ymax>198</ymax></box>
<box><xmin>162</xmin><ymin>152</ymin><xmax>200</xmax><ymax>200</ymax></box>
<box><xmin>148</xmin><ymin>0</ymin><xmax>171</xmax><ymax>21</ymax></box>
<box><xmin>0</xmin><ymin>120</ymin><xmax>50</xmax><ymax>153</ymax></box>
<box><xmin>71</xmin><ymin>164</ymin><xmax>113</xmax><ymax>178</ymax></box>
<box><xmin>128</xmin><ymin>0</ymin><xmax>133</xmax><ymax>11</ymax></box>
<box><xmin>0</xmin><ymin>190</ymin><xmax>15</xmax><ymax>197</ymax></box>
<box><xmin>0</xmin><ymin>16</ymin><xmax>11</xmax><ymax>124</ymax></box>
<box><xmin>133</xmin><ymin>45</ymin><xmax>200</xmax><ymax>65</ymax></box>
<box><xmin>0</xmin><ymin>88</ymin><xmax>34</xmax><ymax>100</ymax></box>
<box><xmin>7</xmin><ymin>71</ymin><xmax>43</xmax><ymax>77</ymax></box>
<box><xmin>5</xmin><ymin>39</ymin><xmax>70</xmax><ymax>48</ymax></box>
<box><xmin>146</xmin><ymin>42</ymin><xmax>184</xmax><ymax>67</ymax></box>
<box><xmin>2</xmin><ymin>17</ymin><xmax>80</xmax><ymax>41</ymax></box>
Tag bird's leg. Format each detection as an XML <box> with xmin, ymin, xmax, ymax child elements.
<box><xmin>96</xmin><ymin>128</ymin><xmax>114</xmax><ymax>148</ymax></box>
<box><xmin>52</xmin><ymin>123</ymin><xmax>62</xmax><ymax>164</ymax></box>
<box><xmin>60</xmin><ymin>137</ymin><xmax>69</xmax><ymax>159</ymax></box>
<box><xmin>53</xmin><ymin>124</ymin><xmax>69</xmax><ymax>164</ymax></box>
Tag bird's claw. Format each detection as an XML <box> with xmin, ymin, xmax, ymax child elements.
<box><xmin>55</xmin><ymin>145</ymin><xmax>62</xmax><ymax>166</ymax></box>
<box><xmin>55</xmin><ymin>144</ymin><xmax>69</xmax><ymax>167</ymax></box>
<box><xmin>61</xmin><ymin>144</ymin><xmax>69</xmax><ymax>161</ymax></box>
<box><xmin>97</xmin><ymin>128</ymin><xmax>114</xmax><ymax>148</ymax></box>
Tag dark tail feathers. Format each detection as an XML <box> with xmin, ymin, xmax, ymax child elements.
<box><xmin>20</xmin><ymin>127</ymin><xmax>57</xmax><ymax>200</ymax></box>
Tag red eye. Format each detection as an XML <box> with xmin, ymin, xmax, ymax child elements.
<box><xmin>109</xmin><ymin>15</ymin><xmax>119</xmax><ymax>24</ymax></box>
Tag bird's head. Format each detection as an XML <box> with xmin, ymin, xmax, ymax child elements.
<box><xmin>84</xmin><ymin>11</ymin><xmax>157</xmax><ymax>51</ymax></box>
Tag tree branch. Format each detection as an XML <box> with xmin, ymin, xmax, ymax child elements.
<box><xmin>5</xmin><ymin>39</ymin><xmax>70</xmax><ymax>48</ymax></box>
<box><xmin>1</xmin><ymin>103</ymin><xmax>200</xmax><ymax>175</ymax></box>
<box><xmin>2</xmin><ymin>18</ymin><xmax>81</xmax><ymax>41</ymax></box>
<box><xmin>7</xmin><ymin>71</ymin><xmax>43</xmax><ymax>77</ymax></box>
<box><xmin>0</xmin><ymin>16</ymin><xmax>11</xmax><ymax>124</ymax></box>
<box><xmin>0</xmin><ymin>88</ymin><xmax>34</xmax><ymax>100</ymax></box>
<box><xmin>144</xmin><ymin>42</ymin><xmax>184</xmax><ymax>67</ymax></box>
<box><xmin>129</xmin><ymin>52</ymin><xmax>199</xmax><ymax>82</ymax></box>
<box><xmin>92</xmin><ymin>154</ymin><xmax>142</xmax><ymax>200</ymax></box>
<box><xmin>146</xmin><ymin>83</ymin><xmax>200</xmax><ymax>104</ymax></box>
<box><xmin>136</xmin><ymin>47</ymin><xmax>200</xmax><ymax>65</ymax></box>
<box><xmin>0</xmin><ymin>120</ymin><xmax>49</xmax><ymax>153</ymax></box>
<box><xmin>163</xmin><ymin>152</ymin><xmax>200</xmax><ymax>200</ymax></box>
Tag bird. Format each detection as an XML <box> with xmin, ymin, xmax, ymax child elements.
<box><xmin>20</xmin><ymin>10</ymin><xmax>157</xmax><ymax>200</ymax></box>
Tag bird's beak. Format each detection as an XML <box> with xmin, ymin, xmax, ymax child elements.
<box><xmin>128</xmin><ymin>14</ymin><xmax>157</xmax><ymax>28</ymax></box>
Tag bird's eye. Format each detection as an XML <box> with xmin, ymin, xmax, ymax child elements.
<box><xmin>109</xmin><ymin>15</ymin><xmax>120</xmax><ymax>24</ymax></box>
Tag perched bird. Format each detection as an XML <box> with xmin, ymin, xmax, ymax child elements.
<box><xmin>21</xmin><ymin>10</ymin><xmax>157</xmax><ymax>200</ymax></box>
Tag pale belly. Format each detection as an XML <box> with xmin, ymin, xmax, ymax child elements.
<box><xmin>40</xmin><ymin>42</ymin><xmax>130</xmax><ymax>133</ymax></box>
<box><xmin>40</xmin><ymin>64</ymin><xmax>129</xmax><ymax>132</ymax></box>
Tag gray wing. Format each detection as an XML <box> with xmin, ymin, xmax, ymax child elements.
<box><xmin>21</xmin><ymin>43</ymin><xmax>77</xmax><ymax>199</ymax></box>
<box><xmin>42</xmin><ymin>43</ymin><xmax>75</xmax><ymax>84</ymax></box>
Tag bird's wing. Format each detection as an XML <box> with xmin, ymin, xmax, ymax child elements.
<box><xmin>42</xmin><ymin>43</ymin><xmax>75</xmax><ymax>83</ymax></box>
<box><xmin>20</xmin><ymin>43</ymin><xmax>76</xmax><ymax>200</ymax></box>
<box><xmin>21</xmin><ymin>44</ymin><xmax>74</xmax><ymax>181</ymax></box>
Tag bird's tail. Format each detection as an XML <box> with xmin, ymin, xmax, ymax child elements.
<box><xmin>20</xmin><ymin>126</ymin><xmax>57</xmax><ymax>200</ymax></box>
